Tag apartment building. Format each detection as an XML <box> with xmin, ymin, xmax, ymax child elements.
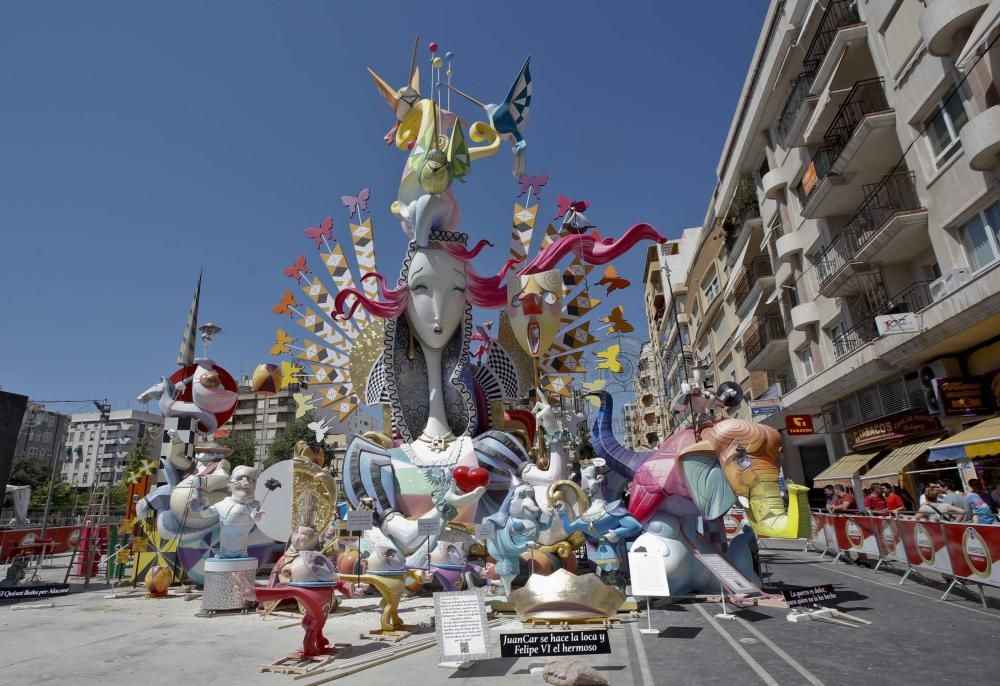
<box><xmin>680</xmin><ymin>0</ymin><xmax>1000</xmax><ymax>493</ymax></box>
<box><xmin>14</xmin><ymin>403</ymin><xmax>70</xmax><ymax>466</ymax></box>
<box><xmin>62</xmin><ymin>410</ymin><xmax>162</xmax><ymax>487</ymax></box>
<box><xmin>228</xmin><ymin>381</ymin><xmax>304</xmax><ymax>464</ymax></box>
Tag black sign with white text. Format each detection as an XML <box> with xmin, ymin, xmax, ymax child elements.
<box><xmin>0</xmin><ymin>583</ymin><xmax>71</xmax><ymax>604</ymax></box>
<box><xmin>499</xmin><ymin>630</ymin><xmax>611</xmax><ymax>658</ymax></box>
<box><xmin>780</xmin><ymin>584</ymin><xmax>837</xmax><ymax>607</ymax></box>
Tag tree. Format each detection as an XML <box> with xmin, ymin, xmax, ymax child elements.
<box><xmin>219</xmin><ymin>431</ymin><xmax>256</xmax><ymax>470</ymax></box>
<box><xmin>8</xmin><ymin>454</ymin><xmax>52</xmax><ymax>490</ymax></box>
<box><xmin>264</xmin><ymin>412</ymin><xmax>334</xmax><ymax>470</ymax></box>
<box><xmin>29</xmin><ymin>481</ymin><xmax>76</xmax><ymax>509</ymax></box>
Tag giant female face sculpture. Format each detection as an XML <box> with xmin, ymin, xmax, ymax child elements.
<box><xmin>405</xmin><ymin>247</ymin><xmax>469</xmax><ymax>351</ymax></box>
<box><xmin>506</xmin><ymin>269</ymin><xmax>563</xmax><ymax>358</ymax></box>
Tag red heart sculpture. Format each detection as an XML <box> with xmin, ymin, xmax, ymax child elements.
<box><xmin>452</xmin><ymin>466</ymin><xmax>490</xmax><ymax>493</ymax></box>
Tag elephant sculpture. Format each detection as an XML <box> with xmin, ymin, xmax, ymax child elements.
<box><xmin>588</xmin><ymin>391</ymin><xmax>809</xmax><ymax>595</ymax></box>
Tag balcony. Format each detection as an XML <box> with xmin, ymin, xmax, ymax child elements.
<box><xmin>831</xmin><ymin>281</ymin><xmax>935</xmax><ymax>360</ymax></box>
<box><xmin>797</xmin><ymin>78</ymin><xmax>895</xmax><ymax>218</ymax></box>
<box><xmin>816</xmin><ymin>230</ymin><xmax>866</xmax><ymax>297</ymax></box>
<box><xmin>816</xmin><ymin>171</ymin><xmax>927</xmax><ymax>296</ymax></box>
<box><xmin>802</xmin><ymin>0</ymin><xmax>863</xmax><ymax>92</ymax></box>
<box><xmin>733</xmin><ymin>256</ymin><xmax>775</xmax><ymax>316</ymax></box>
<box><xmin>776</xmin><ymin>72</ymin><xmax>816</xmax><ymax>148</ymax></box>
<box><xmin>919</xmin><ymin>0</ymin><xmax>989</xmax><ymax>56</ymax></box>
<box><xmin>742</xmin><ymin>316</ymin><xmax>788</xmax><ymax>371</ymax></box>
<box><xmin>761</xmin><ymin>169</ymin><xmax>786</xmax><ymax>199</ymax></box>
<box><xmin>776</xmin><ymin>232</ymin><xmax>803</xmax><ymax>263</ymax></box>
<box><xmin>724</xmin><ymin>200</ymin><xmax>763</xmax><ymax>262</ymax></box>
<box><xmin>962</xmin><ymin>105</ymin><xmax>1000</xmax><ymax>171</ymax></box>
<box><xmin>851</xmin><ymin>171</ymin><xmax>929</xmax><ymax>264</ymax></box>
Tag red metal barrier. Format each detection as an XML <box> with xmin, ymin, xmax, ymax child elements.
<box><xmin>0</xmin><ymin>526</ymin><xmax>82</xmax><ymax>561</ymax></box>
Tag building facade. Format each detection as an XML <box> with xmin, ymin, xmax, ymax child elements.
<box><xmin>676</xmin><ymin>0</ymin><xmax>1000</xmax><ymax>494</ymax></box>
<box><xmin>61</xmin><ymin>410</ymin><xmax>162</xmax><ymax>487</ymax></box>
<box><xmin>14</xmin><ymin>403</ymin><xmax>70</xmax><ymax>466</ymax></box>
<box><xmin>228</xmin><ymin>383</ymin><xmax>301</xmax><ymax>464</ymax></box>
<box><xmin>227</xmin><ymin>378</ymin><xmax>383</xmax><ymax>465</ymax></box>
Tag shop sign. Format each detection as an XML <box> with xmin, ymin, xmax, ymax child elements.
<box><xmin>785</xmin><ymin>414</ymin><xmax>814</xmax><ymax>435</ymax></box>
<box><xmin>750</xmin><ymin>399</ymin><xmax>782</xmax><ymax>417</ymax></box>
<box><xmin>847</xmin><ymin>412</ymin><xmax>941</xmax><ymax>450</ymax></box>
<box><xmin>875</xmin><ymin>313</ymin><xmax>919</xmax><ymax>335</ymax></box>
<box><xmin>932</xmin><ymin>376</ymin><xmax>995</xmax><ymax>417</ymax></box>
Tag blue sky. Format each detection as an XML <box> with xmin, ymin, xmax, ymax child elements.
<box><xmin>0</xmin><ymin>1</ymin><xmax>767</xmax><ymax>415</ymax></box>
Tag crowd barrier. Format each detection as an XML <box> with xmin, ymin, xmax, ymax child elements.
<box><xmin>807</xmin><ymin>510</ymin><xmax>1000</xmax><ymax>606</ymax></box>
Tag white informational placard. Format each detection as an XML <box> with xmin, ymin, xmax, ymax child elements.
<box><xmin>433</xmin><ymin>590</ymin><xmax>491</xmax><ymax>662</ymax></box>
<box><xmin>875</xmin><ymin>312</ymin><xmax>919</xmax><ymax>335</ymax></box>
<box><xmin>697</xmin><ymin>553</ymin><xmax>760</xmax><ymax>595</ymax></box>
<box><xmin>346</xmin><ymin>509</ymin><xmax>373</xmax><ymax>532</ymax></box>
<box><xmin>418</xmin><ymin>517</ymin><xmax>440</xmax><ymax>536</ymax></box>
<box><xmin>474</xmin><ymin>522</ymin><xmax>495</xmax><ymax>539</ymax></box>
<box><xmin>627</xmin><ymin>551</ymin><xmax>670</xmax><ymax>597</ymax></box>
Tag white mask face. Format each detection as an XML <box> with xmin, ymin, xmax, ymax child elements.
<box><xmin>405</xmin><ymin>247</ymin><xmax>468</xmax><ymax>351</ymax></box>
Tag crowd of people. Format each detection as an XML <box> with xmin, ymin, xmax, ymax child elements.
<box><xmin>820</xmin><ymin>479</ymin><xmax>999</xmax><ymax>524</ymax></box>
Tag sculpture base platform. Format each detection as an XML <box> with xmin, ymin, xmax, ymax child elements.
<box><xmin>201</xmin><ymin>557</ymin><xmax>258</xmax><ymax>613</ymax></box>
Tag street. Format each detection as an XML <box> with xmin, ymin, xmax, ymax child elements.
<box><xmin>3</xmin><ymin>540</ymin><xmax>998</xmax><ymax>685</ymax></box>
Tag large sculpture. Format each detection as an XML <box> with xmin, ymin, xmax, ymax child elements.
<box><xmin>589</xmin><ymin>389</ymin><xmax>809</xmax><ymax>595</ymax></box>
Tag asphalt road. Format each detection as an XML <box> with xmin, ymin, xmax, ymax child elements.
<box><xmin>2</xmin><ymin>542</ymin><xmax>998</xmax><ymax>685</ymax></box>
<box><xmin>630</xmin><ymin>541</ymin><xmax>1000</xmax><ymax>685</ymax></box>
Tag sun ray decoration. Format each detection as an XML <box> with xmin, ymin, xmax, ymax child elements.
<box><xmin>270</xmin><ymin>199</ymin><xmax>386</xmax><ymax>422</ymax></box>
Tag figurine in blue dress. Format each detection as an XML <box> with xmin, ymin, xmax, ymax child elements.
<box><xmin>552</xmin><ymin>463</ymin><xmax>641</xmax><ymax>591</ymax></box>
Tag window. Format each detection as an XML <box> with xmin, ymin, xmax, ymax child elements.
<box><xmin>958</xmin><ymin>200</ymin><xmax>1000</xmax><ymax>272</ymax></box>
<box><xmin>679</xmin><ymin>325</ymin><xmax>690</xmax><ymax>345</ymax></box>
<box><xmin>87</xmin><ymin>446</ymin><xmax>93</xmax><ymax>454</ymax></box>
<box><xmin>701</xmin><ymin>269</ymin><xmax>720</xmax><ymax>302</ymax></box>
<box><xmin>924</xmin><ymin>94</ymin><xmax>968</xmax><ymax>166</ymax></box>
<box><xmin>797</xmin><ymin>347</ymin><xmax>815</xmax><ymax>378</ymax></box>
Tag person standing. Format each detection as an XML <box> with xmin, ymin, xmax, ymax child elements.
<box><xmin>830</xmin><ymin>484</ymin><xmax>857</xmax><ymax>512</ymax></box>
<box><xmin>882</xmin><ymin>484</ymin><xmax>906</xmax><ymax>514</ymax></box>
<box><xmin>940</xmin><ymin>481</ymin><xmax>971</xmax><ymax>522</ymax></box>
<box><xmin>967</xmin><ymin>479</ymin><xmax>997</xmax><ymax>524</ymax></box>
<box><xmin>823</xmin><ymin>485</ymin><xmax>838</xmax><ymax>511</ymax></box>
<box><xmin>916</xmin><ymin>486</ymin><xmax>965</xmax><ymax>522</ymax></box>
<box><xmin>865</xmin><ymin>485</ymin><xmax>887</xmax><ymax>513</ymax></box>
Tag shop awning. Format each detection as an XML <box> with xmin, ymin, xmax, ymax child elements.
<box><xmin>860</xmin><ymin>438</ymin><xmax>941</xmax><ymax>481</ymax></box>
<box><xmin>812</xmin><ymin>451</ymin><xmax>882</xmax><ymax>485</ymax></box>
<box><xmin>928</xmin><ymin>416</ymin><xmax>1000</xmax><ymax>462</ymax></box>
<box><xmin>956</xmin><ymin>1</ymin><xmax>1000</xmax><ymax>72</ymax></box>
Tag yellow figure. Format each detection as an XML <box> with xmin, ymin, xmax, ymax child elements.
<box><xmin>595</xmin><ymin>344</ymin><xmax>622</xmax><ymax>373</ymax></box>
<box><xmin>270</xmin><ymin>329</ymin><xmax>295</xmax><ymax>356</ymax></box>
<box><xmin>280</xmin><ymin>361</ymin><xmax>302</xmax><ymax>389</ymax></box>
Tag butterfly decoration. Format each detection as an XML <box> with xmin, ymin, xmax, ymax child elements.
<box><xmin>140</xmin><ymin>460</ymin><xmax>157</xmax><ymax>476</ymax></box>
<box><xmin>272</xmin><ymin>290</ymin><xmax>300</xmax><ymax>316</ymax></box>
<box><xmin>580</xmin><ymin>379</ymin><xmax>607</xmax><ymax>407</ymax></box>
<box><xmin>305</xmin><ymin>217</ymin><xmax>333</xmax><ymax>247</ymax></box>
<box><xmin>126</xmin><ymin>470</ymin><xmax>142</xmax><ymax>485</ymax></box>
<box><xmin>554</xmin><ymin>194</ymin><xmax>590</xmax><ymax>219</ymax></box>
<box><xmin>308</xmin><ymin>416</ymin><xmax>333</xmax><ymax>443</ymax></box>
<box><xmin>341</xmin><ymin>188</ymin><xmax>371</xmax><ymax>218</ymax></box>
<box><xmin>595</xmin><ymin>344</ymin><xmax>623</xmax><ymax>374</ymax></box>
<box><xmin>280</xmin><ymin>361</ymin><xmax>303</xmax><ymax>389</ymax></box>
<box><xmin>517</xmin><ymin>173</ymin><xmax>549</xmax><ymax>200</ymax></box>
<box><xmin>597</xmin><ymin>265</ymin><xmax>631</xmax><ymax>294</ymax></box>
<box><xmin>601</xmin><ymin>305</ymin><xmax>634</xmax><ymax>334</ymax></box>
<box><xmin>271</xmin><ymin>329</ymin><xmax>296</xmax><ymax>356</ymax></box>
<box><xmin>283</xmin><ymin>256</ymin><xmax>310</xmax><ymax>283</ymax></box>
<box><xmin>293</xmin><ymin>391</ymin><xmax>316</xmax><ymax>419</ymax></box>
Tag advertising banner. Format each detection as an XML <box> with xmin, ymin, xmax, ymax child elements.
<box><xmin>840</xmin><ymin>515</ymin><xmax>880</xmax><ymax>557</ymax></box>
<box><xmin>871</xmin><ymin>516</ymin><xmax>908</xmax><ymax>564</ymax></box>
<box><xmin>894</xmin><ymin>518</ymin><xmax>952</xmax><ymax>575</ymax></box>
<box><xmin>941</xmin><ymin>523</ymin><xmax>1000</xmax><ymax>588</ymax></box>
<box><xmin>0</xmin><ymin>525</ymin><xmax>82</xmax><ymax>561</ymax></box>
<box><xmin>809</xmin><ymin>512</ymin><xmax>829</xmax><ymax>550</ymax></box>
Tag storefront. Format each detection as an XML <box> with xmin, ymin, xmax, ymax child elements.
<box><xmin>927</xmin><ymin>416</ymin><xmax>1000</xmax><ymax>491</ymax></box>
<box><xmin>814</xmin><ymin>411</ymin><xmax>948</xmax><ymax>502</ymax></box>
